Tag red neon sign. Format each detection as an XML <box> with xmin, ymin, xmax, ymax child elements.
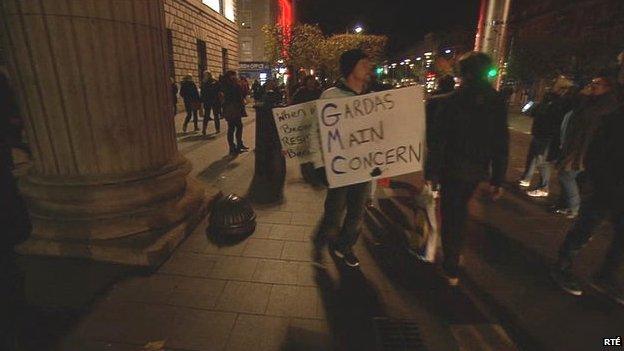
<box><xmin>277</xmin><ymin>0</ymin><xmax>293</xmax><ymax>57</ymax></box>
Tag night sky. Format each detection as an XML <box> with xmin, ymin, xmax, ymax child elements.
<box><xmin>296</xmin><ymin>0</ymin><xmax>481</xmax><ymax>57</ymax></box>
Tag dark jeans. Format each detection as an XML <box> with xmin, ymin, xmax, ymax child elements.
<box><xmin>183</xmin><ymin>101</ymin><xmax>198</xmax><ymax>130</ymax></box>
<box><xmin>440</xmin><ymin>179</ymin><xmax>478</xmax><ymax>276</ymax></box>
<box><xmin>521</xmin><ymin>137</ymin><xmax>551</xmax><ymax>189</ymax></box>
<box><xmin>558</xmin><ymin>185</ymin><xmax>624</xmax><ymax>278</ymax></box>
<box><xmin>315</xmin><ymin>181</ymin><xmax>371</xmax><ymax>250</ymax></box>
<box><xmin>202</xmin><ymin>103</ymin><xmax>221</xmax><ymax>133</ymax></box>
<box><xmin>558</xmin><ymin>169</ymin><xmax>581</xmax><ymax>213</ymax></box>
<box><xmin>227</xmin><ymin>119</ymin><xmax>243</xmax><ymax>151</ymax></box>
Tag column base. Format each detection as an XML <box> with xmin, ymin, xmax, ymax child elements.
<box><xmin>16</xmin><ymin>180</ymin><xmax>216</xmax><ymax>266</ymax></box>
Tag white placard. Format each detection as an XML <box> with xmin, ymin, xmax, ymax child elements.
<box><xmin>315</xmin><ymin>86</ymin><xmax>426</xmax><ymax>188</ymax></box>
<box><xmin>272</xmin><ymin>101</ymin><xmax>319</xmax><ymax>164</ymax></box>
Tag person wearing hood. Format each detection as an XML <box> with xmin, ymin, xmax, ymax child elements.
<box><xmin>312</xmin><ymin>49</ymin><xmax>373</xmax><ymax>268</ymax></box>
<box><xmin>179</xmin><ymin>74</ymin><xmax>200</xmax><ymax>132</ymax></box>
<box><xmin>200</xmin><ymin>71</ymin><xmax>221</xmax><ymax>135</ymax></box>
<box><xmin>425</xmin><ymin>52</ymin><xmax>509</xmax><ymax>286</ymax></box>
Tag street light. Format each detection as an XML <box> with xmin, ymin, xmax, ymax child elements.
<box><xmin>354</xmin><ymin>25</ymin><xmax>363</xmax><ymax>34</ymax></box>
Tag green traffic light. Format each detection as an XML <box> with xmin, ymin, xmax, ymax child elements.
<box><xmin>487</xmin><ymin>68</ymin><xmax>498</xmax><ymax>78</ymax></box>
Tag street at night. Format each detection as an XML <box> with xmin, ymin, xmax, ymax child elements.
<box><xmin>1</xmin><ymin>0</ymin><xmax>623</xmax><ymax>350</ymax></box>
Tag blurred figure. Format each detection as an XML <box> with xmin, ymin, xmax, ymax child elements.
<box><xmin>551</xmin><ymin>80</ymin><xmax>623</xmax><ymax>301</ymax></box>
<box><xmin>251</xmin><ymin>79</ymin><xmax>262</xmax><ymax>101</ymax></box>
<box><xmin>179</xmin><ymin>74</ymin><xmax>200</xmax><ymax>132</ymax></box>
<box><xmin>519</xmin><ymin>77</ymin><xmax>574</xmax><ymax>198</ymax></box>
<box><xmin>200</xmin><ymin>71</ymin><xmax>221</xmax><ymax>135</ymax></box>
<box><xmin>292</xmin><ymin>75</ymin><xmax>321</xmax><ymax>104</ymax></box>
<box><xmin>222</xmin><ymin>71</ymin><xmax>248</xmax><ymax>155</ymax></box>
<box><xmin>170</xmin><ymin>77</ymin><xmax>178</xmax><ymax>116</ymax></box>
<box><xmin>240</xmin><ymin>75</ymin><xmax>250</xmax><ymax>117</ymax></box>
<box><xmin>555</xmin><ymin>73</ymin><xmax>619</xmax><ymax>219</ymax></box>
<box><xmin>425</xmin><ymin>52</ymin><xmax>509</xmax><ymax>286</ymax></box>
<box><xmin>0</xmin><ymin>71</ymin><xmax>31</xmax><ymax>252</ymax></box>
<box><xmin>435</xmin><ymin>75</ymin><xmax>456</xmax><ymax>96</ymax></box>
<box><xmin>313</xmin><ymin>49</ymin><xmax>373</xmax><ymax>268</ymax></box>
<box><xmin>292</xmin><ymin>76</ymin><xmax>323</xmax><ymax>187</ymax></box>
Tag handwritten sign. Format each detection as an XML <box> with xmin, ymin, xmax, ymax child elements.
<box><xmin>272</xmin><ymin>101</ymin><xmax>320</xmax><ymax>164</ymax></box>
<box><xmin>315</xmin><ymin>86</ymin><xmax>426</xmax><ymax>188</ymax></box>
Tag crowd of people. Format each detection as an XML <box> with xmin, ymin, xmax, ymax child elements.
<box><xmin>171</xmin><ymin>70</ymin><xmax>258</xmax><ymax>154</ymax></box>
<box><xmin>305</xmin><ymin>48</ymin><xmax>623</xmax><ymax>305</ymax></box>
<box><xmin>516</xmin><ymin>59</ymin><xmax>624</xmax><ymax>301</ymax></box>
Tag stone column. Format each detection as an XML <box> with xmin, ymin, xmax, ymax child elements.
<box><xmin>0</xmin><ymin>0</ymin><xmax>206</xmax><ymax>266</ymax></box>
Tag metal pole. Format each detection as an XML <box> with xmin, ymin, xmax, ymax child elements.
<box><xmin>495</xmin><ymin>0</ymin><xmax>512</xmax><ymax>89</ymax></box>
<box><xmin>474</xmin><ymin>0</ymin><xmax>488</xmax><ymax>51</ymax></box>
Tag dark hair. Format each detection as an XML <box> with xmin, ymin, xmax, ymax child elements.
<box><xmin>458</xmin><ymin>51</ymin><xmax>493</xmax><ymax>82</ymax></box>
<box><xmin>225</xmin><ymin>70</ymin><xmax>237</xmax><ymax>79</ymax></box>
<box><xmin>339</xmin><ymin>49</ymin><xmax>368</xmax><ymax>78</ymax></box>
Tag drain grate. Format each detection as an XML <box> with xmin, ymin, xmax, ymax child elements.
<box><xmin>373</xmin><ymin>317</ymin><xmax>427</xmax><ymax>351</ymax></box>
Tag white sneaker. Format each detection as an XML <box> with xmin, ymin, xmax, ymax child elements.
<box><xmin>527</xmin><ymin>189</ymin><xmax>549</xmax><ymax>197</ymax></box>
<box><xmin>518</xmin><ymin>180</ymin><xmax>531</xmax><ymax>188</ymax></box>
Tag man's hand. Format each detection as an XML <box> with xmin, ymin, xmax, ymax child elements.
<box><xmin>489</xmin><ymin>185</ymin><xmax>503</xmax><ymax>201</ymax></box>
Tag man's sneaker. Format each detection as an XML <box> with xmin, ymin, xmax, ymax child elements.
<box><xmin>239</xmin><ymin>145</ymin><xmax>250</xmax><ymax>151</ymax></box>
<box><xmin>527</xmin><ymin>189</ymin><xmax>549</xmax><ymax>197</ymax></box>
<box><xmin>590</xmin><ymin>276</ymin><xmax>624</xmax><ymax>306</ymax></box>
<box><xmin>555</xmin><ymin>208</ymin><xmax>578</xmax><ymax>219</ymax></box>
<box><xmin>518</xmin><ymin>179</ymin><xmax>531</xmax><ymax>188</ymax></box>
<box><xmin>550</xmin><ymin>266</ymin><xmax>583</xmax><ymax>296</ymax></box>
<box><xmin>331</xmin><ymin>246</ymin><xmax>360</xmax><ymax>267</ymax></box>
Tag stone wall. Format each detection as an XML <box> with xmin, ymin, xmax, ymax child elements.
<box><xmin>164</xmin><ymin>0</ymin><xmax>239</xmax><ymax>85</ymax></box>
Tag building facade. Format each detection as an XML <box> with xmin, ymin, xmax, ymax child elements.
<box><xmin>236</xmin><ymin>0</ymin><xmax>294</xmax><ymax>81</ymax></box>
<box><xmin>508</xmin><ymin>0</ymin><xmax>624</xmax><ymax>81</ymax></box>
<box><xmin>164</xmin><ymin>0</ymin><xmax>239</xmax><ymax>86</ymax></box>
<box><xmin>0</xmin><ymin>0</ymin><xmax>240</xmax><ymax>266</ymax></box>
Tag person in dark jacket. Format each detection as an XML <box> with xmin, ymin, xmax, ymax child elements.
<box><xmin>293</xmin><ymin>75</ymin><xmax>324</xmax><ymax>186</ymax></box>
<box><xmin>222</xmin><ymin>71</ymin><xmax>247</xmax><ymax>154</ymax></box>
<box><xmin>171</xmin><ymin>77</ymin><xmax>178</xmax><ymax>117</ymax></box>
<box><xmin>200</xmin><ymin>71</ymin><xmax>221</xmax><ymax>135</ymax></box>
<box><xmin>251</xmin><ymin>79</ymin><xmax>262</xmax><ymax>101</ymax></box>
<box><xmin>519</xmin><ymin>77</ymin><xmax>574</xmax><ymax>198</ymax></box>
<box><xmin>551</xmin><ymin>101</ymin><xmax>624</xmax><ymax>302</ymax></box>
<box><xmin>425</xmin><ymin>52</ymin><xmax>509</xmax><ymax>285</ymax></box>
<box><xmin>292</xmin><ymin>75</ymin><xmax>322</xmax><ymax>104</ymax></box>
<box><xmin>179</xmin><ymin>74</ymin><xmax>200</xmax><ymax>132</ymax></box>
<box><xmin>555</xmin><ymin>75</ymin><xmax>619</xmax><ymax>219</ymax></box>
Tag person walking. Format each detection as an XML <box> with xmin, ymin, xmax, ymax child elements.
<box><xmin>312</xmin><ymin>49</ymin><xmax>373</xmax><ymax>268</ymax></box>
<box><xmin>221</xmin><ymin>71</ymin><xmax>248</xmax><ymax>155</ymax></box>
<box><xmin>519</xmin><ymin>77</ymin><xmax>574</xmax><ymax>198</ymax></box>
<box><xmin>550</xmin><ymin>94</ymin><xmax>623</xmax><ymax>302</ymax></box>
<box><xmin>179</xmin><ymin>74</ymin><xmax>200</xmax><ymax>132</ymax></box>
<box><xmin>200</xmin><ymin>71</ymin><xmax>221</xmax><ymax>135</ymax></box>
<box><xmin>425</xmin><ymin>52</ymin><xmax>509</xmax><ymax>286</ymax></box>
<box><xmin>555</xmin><ymin>74</ymin><xmax>619</xmax><ymax>219</ymax></box>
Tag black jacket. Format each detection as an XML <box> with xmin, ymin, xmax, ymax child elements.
<box><xmin>292</xmin><ymin>87</ymin><xmax>321</xmax><ymax>104</ymax></box>
<box><xmin>530</xmin><ymin>93</ymin><xmax>573</xmax><ymax>140</ymax></box>
<box><xmin>425</xmin><ymin>83</ymin><xmax>509</xmax><ymax>186</ymax></box>
<box><xmin>179</xmin><ymin>80</ymin><xmax>200</xmax><ymax>102</ymax></box>
<box><xmin>584</xmin><ymin>105</ymin><xmax>624</xmax><ymax>191</ymax></box>
<box><xmin>200</xmin><ymin>79</ymin><xmax>220</xmax><ymax>104</ymax></box>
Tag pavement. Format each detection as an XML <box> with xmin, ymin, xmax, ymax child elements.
<box><xmin>368</xmin><ymin>111</ymin><xmax>624</xmax><ymax>351</ymax></box>
<box><xmin>4</xmin><ymin>109</ymin><xmax>620</xmax><ymax>351</ymax></box>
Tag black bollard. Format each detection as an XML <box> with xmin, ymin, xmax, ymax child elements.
<box><xmin>248</xmin><ymin>88</ymin><xmax>286</xmax><ymax>204</ymax></box>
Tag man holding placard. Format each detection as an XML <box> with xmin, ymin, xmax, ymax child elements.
<box><xmin>312</xmin><ymin>49</ymin><xmax>374</xmax><ymax>267</ymax></box>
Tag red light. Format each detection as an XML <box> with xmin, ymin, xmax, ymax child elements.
<box><xmin>278</xmin><ymin>0</ymin><xmax>293</xmax><ymax>57</ymax></box>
